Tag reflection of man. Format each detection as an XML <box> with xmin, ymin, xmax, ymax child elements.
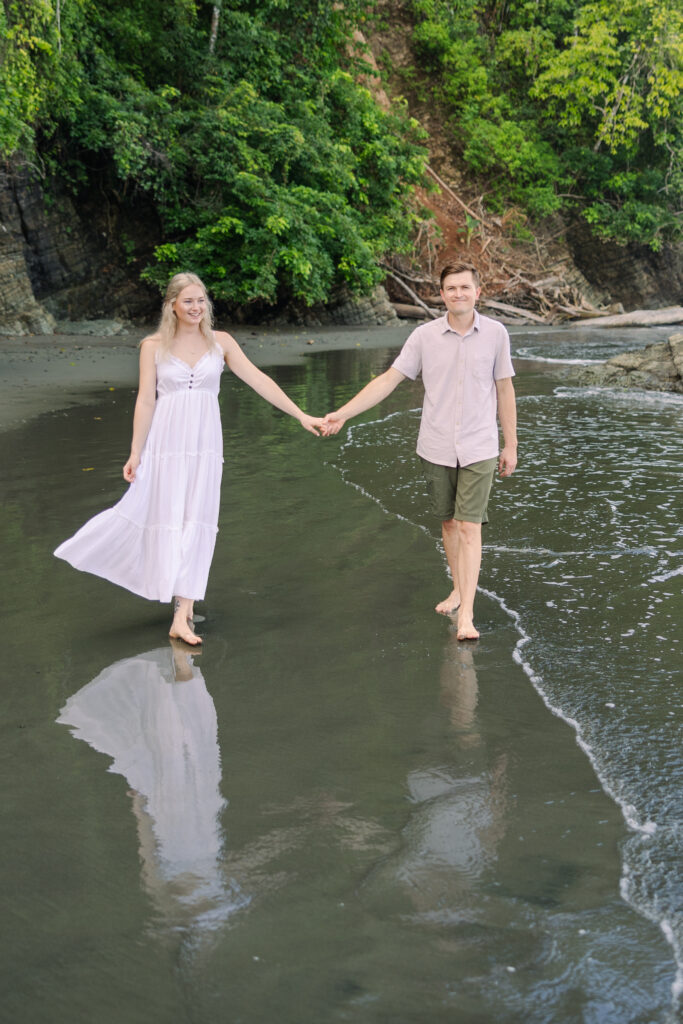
<box><xmin>440</xmin><ymin>632</ymin><xmax>480</xmax><ymax>742</ymax></box>
<box><xmin>323</xmin><ymin>261</ymin><xmax>517</xmax><ymax>639</ymax></box>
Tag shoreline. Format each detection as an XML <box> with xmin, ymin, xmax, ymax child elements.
<box><xmin>0</xmin><ymin>322</ymin><xmax>411</xmax><ymax>432</ymax></box>
<box><xmin>3</xmin><ymin>319</ymin><xmax>678</xmax><ymax>433</ymax></box>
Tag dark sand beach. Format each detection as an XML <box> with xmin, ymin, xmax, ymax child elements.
<box><xmin>1</xmin><ymin>322</ymin><xmax>680</xmax><ymax>1023</ymax></box>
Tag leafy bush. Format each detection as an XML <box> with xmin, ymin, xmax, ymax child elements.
<box><xmin>1</xmin><ymin>0</ymin><xmax>427</xmax><ymax>307</ymax></box>
<box><xmin>409</xmin><ymin>0</ymin><xmax>682</xmax><ymax>247</ymax></box>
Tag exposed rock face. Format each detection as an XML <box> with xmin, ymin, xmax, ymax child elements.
<box><xmin>567</xmin><ymin>333</ymin><xmax>683</xmax><ymax>393</ymax></box>
<box><xmin>300</xmin><ymin>284</ymin><xmax>398</xmax><ymax>326</ymax></box>
<box><xmin>0</xmin><ymin>167</ymin><xmax>158</xmax><ymax>335</ymax></box>
<box><xmin>0</xmin><ymin>178</ymin><xmax>56</xmax><ymax>334</ymax></box>
<box><xmin>566</xmin><ymin>220</ymin><xmax>683</xmax><ymax>310</ymax></box>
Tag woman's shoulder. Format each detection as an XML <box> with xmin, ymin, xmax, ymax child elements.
<box><xmin>139</xmin><ymin>332</ymin><xmax>162</xmax><ymax>351</ymax></box>
<box><xmin>213</xmin><ymin>330</ymin><xmax>239</xmax><ymax>356</ymax></box>
<box><xmin>213</xmin><ymin>329</ymin><xmax>238</xmax><ymax>345</ymax></box>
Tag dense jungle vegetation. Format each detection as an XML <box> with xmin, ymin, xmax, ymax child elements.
<box><xmin>1</xmin><ymin>0</ymin><xmax>681</xmax><ymax>308</ymax></box>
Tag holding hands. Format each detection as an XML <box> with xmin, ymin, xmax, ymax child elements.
<box><xmin>296</xmin><ymin>411</ymin><xmax>346</xmax><ymax>436</ymax></box>
<box><xmin>298</xmin><ymin>413</ymin><xmax>326</xmax><ymax>435</ymax></box>
<box><xmin>321</xmin><ymin>412</ymin><xmax>346</xmax><ymax>436</ymax></box>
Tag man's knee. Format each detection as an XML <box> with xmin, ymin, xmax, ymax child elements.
<box><xmin>454</xmin><ymin>518</ymin><xmax>481</xmax><ymax>542</ymax></box>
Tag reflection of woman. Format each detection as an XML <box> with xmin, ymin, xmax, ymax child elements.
<box><xmin>55</xmin><ymin>272</ymin><xmax>323</xmax><ymax>644</ymax></box>
<box><xmin>57</xmin><ymin>643</ymin><xmax>246</xmax><ymax>934</ymax></box>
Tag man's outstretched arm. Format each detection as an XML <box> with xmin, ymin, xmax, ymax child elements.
<box><xmin>496</xmin><ymin>377</ymin><xmax>517</xmax><ymax>476</ymax></box>
<box><xmin>322</xmin><ymin>367</ymin><xmax>406</xmax><ymax>435</ymax></box>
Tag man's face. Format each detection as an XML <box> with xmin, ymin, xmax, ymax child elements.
<box><xmin>440</xmin><ymin>272</ymin><xmax>481</xmax><ymax>316</ymax></box>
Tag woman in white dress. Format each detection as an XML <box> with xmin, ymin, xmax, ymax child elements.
<box><xmin>55</xmin><ymin>272</ymin><xmax>324</xmax><ymax>644</ymax></box>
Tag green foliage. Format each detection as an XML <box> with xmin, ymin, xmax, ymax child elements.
<box><xmin>533</xmin><ymin>0</ymin><xmax>682</xmax><ymax>152</ymax></box>
<box><xmin>408</xmin><ymin>0</ymin><xmax>566</xmax><ymax>218</ymax></box>
<box><xmin>139</xmin><ymin>71</ymin><xmax>425</xmax><ymax>303</ymax></box>
<box><xmin>3</xmin><ymin>0</ymin><xmax>679</xmax><ymax>293</ymax></box>
<box><xmin>1</xmin><ymin>0</ymin><xmax>427</xmax><ymax>308</ymax></box>
<box><xmin>409</xmin><ymin>0</ymin><xmax>681</xmax><ymax>247</ymax></box>
<box><xmin>532</xmin><ymin>0</ymin><xmax>682</xmax><ymax>248</ymax></box>
<box><xmin>0</xmin><ymin>0</ymin><xmax>86</xmax><ymax>156</ymax></box>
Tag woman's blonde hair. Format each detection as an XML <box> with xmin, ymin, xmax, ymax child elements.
<box><xmin>156</xmin><ymin>272</ymin><xmax>217</xmax><ymax>357</ymax></box>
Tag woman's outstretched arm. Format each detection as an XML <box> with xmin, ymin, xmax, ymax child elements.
<box><xmin>218</xmin><ymin>332</ymin><xmax>324</xmax><ymax>435</ymax></box>
<box><xmin>123</xmin><ymin>337</ymin><xmax>159</xmax><ymax>481</ymax></box>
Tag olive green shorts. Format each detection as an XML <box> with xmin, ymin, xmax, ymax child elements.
<box><xmin>420</xmin><ymin>456</ymin><xmax>497</xmax><ymax>523</ymax></box>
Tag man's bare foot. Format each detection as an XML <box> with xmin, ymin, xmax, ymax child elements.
<box><xmin>436</xmin><ymin>589</ymin><xmax>461</xmax><ymax>615</ymax></box>
<box><xmin>169</xmin><ymin>617</ymin><xmax>202</xmax><ymax>646</ymax></box>
<box><xmin>456</xmin><ymin>616</ymin><xmax>480</xmax><ymax>641</ymax></box>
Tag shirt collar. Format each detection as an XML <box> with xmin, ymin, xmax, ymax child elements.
<box><xmin>441</xmin><ymin>309</ymin><xmax>480</xmax><ymax>337</ymax></box>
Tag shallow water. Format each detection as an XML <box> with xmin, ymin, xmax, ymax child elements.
<box><xmin>1</xmin><ymin>328</ymin><xmax>681</xmax><ymax>1023</ymax></box>
<box><xmin>508</xmin><ymin>323</ymin><xmax>674</xmax><ymax>364</ymax></box>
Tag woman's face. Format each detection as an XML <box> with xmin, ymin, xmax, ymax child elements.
<box><xmin>172</xmin><ymin>285</ymin><xmax>207</xmax><ymax>327</ymax></box>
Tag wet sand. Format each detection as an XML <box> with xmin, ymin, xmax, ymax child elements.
<box><xmin>0</xmin><ymin>322</ymin><xmax>411</xmax><ymax>430</ymax></box>
<box><xmin>1</xmin><ymin>326</ymin><xmax>678</xmax><ymax>1022</ymax></box>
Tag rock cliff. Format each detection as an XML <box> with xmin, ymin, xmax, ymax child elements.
<box><xmin>566</xmin><ymin>221</ymin><xmax>683</xmax><ymax>311</ymax></box>
<box><xmin>0</xmin><ymin>166</ymin><xmax>158</xmax><ymax>335</ymax></box>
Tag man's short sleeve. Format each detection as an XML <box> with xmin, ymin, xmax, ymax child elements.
<box><xmin>392</xmin><ymin>327</ymin><xmax>423</xmax><ymax>381</ymax></box>
<box><xmin>493</xmin><ymin>326</ymin><xmax>515</xmax><ymax>380</ymax></box>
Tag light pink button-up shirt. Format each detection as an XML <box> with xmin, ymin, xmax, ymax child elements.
<box><xmin>392</xmin><ymin>311</ymin><xmax>514</xmax><ymax>467</ymax></box>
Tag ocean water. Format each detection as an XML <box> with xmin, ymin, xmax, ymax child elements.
<box><xmin>328</xmin><ymin>330</ymin><xmax>683</xmax><ymax>1019</ymax></box>
<box><xmin>508</xmin><ymin>324</ymin><xmax>674</xmax><ymax>364</ymax></box>
<box><xmin>1</xmin><ymin>326</ymin><xmax>681</xmax><ymax>1023</ymax></box>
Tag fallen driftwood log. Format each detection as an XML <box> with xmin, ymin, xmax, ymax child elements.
<box><xmin>424</xmin><ymin>295</ymin><xmax>547</xmax><ymax>324</ymax></box>
<box><xmin>391</xmin><ymin>301</ymin><xmax>536</xmax><ymax>325</ymax></box>
<box><xmin>391</xmin><ymin>302</ymin><xmax>441</xmax><ymax>319</ymax></box>
<box><xmin>555</xmin><ymin>305</ymin><xmax>610</xmax><ymax>319</ymax></box>
<box><xmin>478</xmin><ymin>298</ymin><xmax>548</xmax><ymax>324</ymax></box>
<box><xmin>383</xmin><ymin>268</ymin><xmax>439</xmax><ymax>320</ymax></box>
<box><xmin>570</xmin><ymin>306</ymin><xmax>683</xmax><ymax>328</ymax></box>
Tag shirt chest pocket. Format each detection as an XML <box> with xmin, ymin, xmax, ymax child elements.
<box><xmin>471</xmin><ymin>354</ymin><xmax>494</xmax><ymax>383</ymax></box>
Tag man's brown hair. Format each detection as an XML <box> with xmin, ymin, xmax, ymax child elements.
<box><xmin>439</xmin><ymin>261</ymin><xmax>480</xmax><ymax>289</ymax></box>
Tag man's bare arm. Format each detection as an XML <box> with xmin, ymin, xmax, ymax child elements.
<box><xmin>322</xmin><ymin>367</ymin><xmax>406</xmax><ymax>435</ymax></box>
<box><xmin>496</xmin><ymin>377</ymin><xmax>517</xmax><ymax>477</ymax></box>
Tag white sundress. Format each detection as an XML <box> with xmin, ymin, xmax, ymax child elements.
<box><xmin>54</xmin><ymin>346</ymin><xmax>225</xmax><ymax>602</ymax></box>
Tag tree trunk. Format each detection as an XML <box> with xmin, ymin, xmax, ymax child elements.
<box><xmin>209</xmin><ymin>4</ymin><xmax>221</xmax><ymax>55</ymax></box>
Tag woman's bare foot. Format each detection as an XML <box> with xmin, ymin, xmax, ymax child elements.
<box><xmin>170</xmin><ymin>595</ymin><xmax>201</xmax><ymax>645</ymax></box>
<box><xmin>456</xmin><ymin>615</ymin><xmax>480</xmax><ymax>641</ymax></box>
<box><xmin>169</xmin><ymin>616</ymin><xmax>202</xmax><ymax>645</ymax></box>
<box><xmin>435</xmin><ymin>589</ymin><xmax>461</xmax><ymax>615</ymax></box>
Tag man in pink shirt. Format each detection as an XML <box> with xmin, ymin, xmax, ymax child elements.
<box><xmin>323</xmin><ymin>261</ymin><xmax>517</xmax><ymax>640</ymax></box>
